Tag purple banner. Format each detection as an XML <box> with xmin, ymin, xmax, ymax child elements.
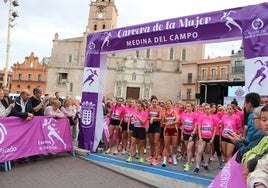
<box><xmin>208</xmin><ymin>152</ymin><xmax>247</xmax><ymax>188</ymax></box>
<box><xmin>0</xmin><ymin>117</ymin><xmax>73</xmax><ymax>163</ymax></box>
<box><xmin>79</xmin><ymin>2</ymin><xmax>268</xmax><ymax>151</ymax></box>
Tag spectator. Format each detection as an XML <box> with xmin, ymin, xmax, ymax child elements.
<box><xmin>229</xmin><ymin>105</ymin><xmax>265</xmax><ymax>163</ymax></box>
<box><xmin>244</xmin><ymin>92</ymin><xmax>261</xmax><ymax>142</ymax></box>
<box><xmin>13</xmin><ymin>89</ymin><xmax>34</xmax><ymax>121</ymax></box>
<box><xmin>247</xmin><ymin>155</ymin><xmax>268</xmax><ymax>188</ymax></box>
<box><xmin>260</xmin><ymin>96</ymin><xmax>268</xmax><ymax>105</ymax></box>
<box><xmin>1</xmin><ymin>86</ymin><xmax>15</xmax><ymax>116</ymax></box>
<box><xmin>30</xmin><ymin>87</ymin><xmax>48</xmax><ymax>116</ymax></box>
<box><xmin>55</xmin><ymin>92</ymin><xmax>64</xmax><ymax>105</ymax></box>
<box><xmin>0</xmin><ymin>88</ymin><xmax>14</xmax><ymax>117</ymax></box>
<box><xmin>60</xmin><ymin>98</ymin><xmax>77</xmax><ymax>140</ymax></box>
<box><xmin>44</xmin><ymin>100</ymin><xmax>65</xmax><ymax>118</ymax></box>
<box><xmin>242</xmin><ymin>105</ymin><xmax>268</xmax><ymax>185</ymax></box>
<box><xmin>13</xmin><ymin>89</ymin><xmax>34</xmax><ymax>163</ymax></box>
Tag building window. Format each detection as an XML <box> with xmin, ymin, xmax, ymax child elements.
<box><xmin>94</xmin><ymin>24</ymin><xmax>97</xmax><ymax>31</ymax></box>
<box><xmin>28</xmin><ymin>74</ymin><xmax>32</xmax><ymax>81</ymax></box>
<box><xmin>211</xmin><ymin>68</ymin><xmax>217</xmax><ymax>80</ymax></box>
<box><xmin>17</xmin><ymin>84</ymin><xmax>20</xmax><ymax>88</ymax></box>
<box><xmin>58</xmin><ymin>73</ymin><xmax>68</xmax><ymax>84</ymax></box>
<box><xmin>221</xmin><ymin>68</ymin><xmax>227</xmax><ymax>80</ymax></box>
<box><xmin>19</xmin><ymin>74</ymin><xmax>22</xmax><ymax>81</ymax></box>
<box><xmin>186</xmin><ymin>88</ymin><xmax>191</xmax><ymax>99</ymax></box>
<box><xmin>182</xmin><ymin>48</ymin><xmax>186</xmax><ymax>61</ymax></box>
<box><xmin>30</xmin><ymin>61</ymin><xmax>33</xmax><ymax>67</ymax></box>
<box><xmin>70</xmin><ymin>83</ymin><xmax>73</xmax><ymax>92</ymax></box>
<box><xmin>0</xmin><ymin>76</ymin><xmax>3</xmax><ymax>81</ymax></box>
<box><xmin>68</xmin><ymin>54</ymin><xmax>72</xmax><ymax>63</ymax></box>
<box><xmin>102</xmin><ymin>24</ymin><xmax>106</xmax><ymax>29</ymax></box>
<box><xmin>233</xmin><ymin>60</ymin><xmax>244</xmax><ymax>73</ymax></box>
<box><xmin>201</xmin><ymin>69</ymin><xmax>207</xmax><ymax>80</ymax></box>
<box><xmin>27</xmin><ymin>85</ymin><xmax>30</xmax><ymax>90</ymax></box>
<box><xmin>187</xmin><ymin>73</ymin><xmax>192</xmax><ymax>83</ymax></box>
<box><xmin>132</xmin><ymin>72</ymin><xmax>136</xmax><ymax>80</ymax></box>
<box><xmin>146</xmin><ymin>49</ymin><xmax>150</xmax><ymax>59</ymax></box>
<box><xmin>38</xmin><ymin>75</ymin><xmax>42</xmax><ymax>81</ymax></box>
<box><xmin>136</xmin><ymin>51</ymin><xmax>139</xmax><ymax>58</ymax></box>
<box><xmin>169</xmin><ymin>47</ymin><xmax>174</xmax><ymax>60</ymax></box>
<box><xmin>111</xmin><ymin>53</ymin><xmax>116</xmax><ymax>56</ymax></box>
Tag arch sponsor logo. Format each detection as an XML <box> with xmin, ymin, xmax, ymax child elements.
<box><xmin>245</xmin><ymin>17</ymin><xmax>267</xmax><ymax>39</ymax></box>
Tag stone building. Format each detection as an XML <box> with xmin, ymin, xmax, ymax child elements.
<box><xmin>46</xmin><ymin>0</ymin><xmax>205</xmax><ymax>102</ymax></box>
<box><xmin>0</xmin><ymin>70</ymin><xmax>12</xmax><ymax>89</ymax></box>
<box><xmin>11</xmin><ymin>52</ymin><xmax>47</xmax><ymax>94</ymax></box>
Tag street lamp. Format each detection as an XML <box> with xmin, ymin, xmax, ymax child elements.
<box><xmin>3</xmin><ymin>0</ymin><xmax>19</xmax><ymax>87</ymax></box>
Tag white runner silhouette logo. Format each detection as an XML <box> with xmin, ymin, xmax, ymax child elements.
<box><xmin>42</xmin><ymin>118</ymin><xmax>67</xmax><ymax>149</ymax></box>
<box><xmin>220</xmin><ymin>10</ymin><xmax>242</xmax><ymax>33</ymax></box>
<box><xmin>0</xmin><ymin>123</ymin><xmax>7</xmax><ymax>144</ymax></box>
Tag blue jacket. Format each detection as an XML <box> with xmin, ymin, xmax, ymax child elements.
<box><xmin>235</xmin><ymin>129</ymin><xmax>265</xmax><ymax>163</ymax></box>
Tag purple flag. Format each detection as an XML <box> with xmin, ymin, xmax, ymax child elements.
<box><xmin>208</xmin><ymin>152</ymin><xmax>247</xmax><ymax>188</ymax></box>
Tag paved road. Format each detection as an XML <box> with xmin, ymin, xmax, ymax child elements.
<box><xmin>0</xmin><ymin>153</ymin><xmax>153</xmax><ymax>188</ymax></box>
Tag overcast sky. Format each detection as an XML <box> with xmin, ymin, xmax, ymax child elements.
<box><xmin>0</xmin><ymin>0</ymin><xmax>265</xmax><ymax>69</ymax></box>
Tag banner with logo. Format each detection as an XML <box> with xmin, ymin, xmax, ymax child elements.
<box><xmin>79</xmin><ymin>3</ymin><xmax>268</xmax><ymax>151</ymax></box>
<box><xmin>208</xmin><ymin>152</ymin><xmax>247</xmax><ymax>188</ymax></box>
<box><xmin>0</xmin><ymin>116</ymin><xmax>73</xmax><ymax>163</ymax></box>
<box><xmin>240</xmin><ymin>4</ymin><xmax>268</xmax><ymax>95</ymax></box>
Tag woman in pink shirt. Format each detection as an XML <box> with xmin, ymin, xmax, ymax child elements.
<box><xmin>210</xmin><ymin>103</ymin><xmax>223</xmax><ymax>169</ymax></box>
<box><xmin>126</xmin><ymin>100</ymin><xmax>148</xmax><ymax>163</ymax></box>
<box><xmin>181</xmin><ymin>102</ymin><xmax>197</xmax><ymax>172</ymax></box>
<box><xmin>221</xmin><ymin>104</ymin><xmax>242</xmax><ymax>162</ymax></box>
<box><xmin>146</xmin><ymin>95</ymin><xmax>162</xmax><ymax>166</ymax></box>
<box><xmin>44</xmin><ymin>100</ymin><xmax>65</xmax><ymax>118</ymax></box>
<box><xmin>60</xmin><ymin>98</ymin><xmax>77</xmax><ymax>140</ymax></box>
<box><xmin>194</xmin><ymin>104</ymin><xmax>217</xmax><ymax>173</ymax></box>
<box><xmin>105</xmin><ymin>97</ymin><xmax>125</xmax><ymax>155</ymax></box>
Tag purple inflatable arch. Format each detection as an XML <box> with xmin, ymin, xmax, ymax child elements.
<box><xmin>78</xmin><ymin>2</ymin><xmax>268</xmax><ymax>152</ymax></box>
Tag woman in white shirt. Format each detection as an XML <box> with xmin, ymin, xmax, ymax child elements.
<box><xmin>0</xmin><ymin>88</ymin><xmax>14</xmax><ymax>117</ymax></box>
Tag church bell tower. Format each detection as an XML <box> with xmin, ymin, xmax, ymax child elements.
<box><xmin>87</xmin><ymin>0</ymin><xmax>118</xmax><ymax>32</ymax></box>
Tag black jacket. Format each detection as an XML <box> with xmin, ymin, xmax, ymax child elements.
<box><xmin>13</xmin><ymin>96</ymin><xmax>34</xmax><ymax>118</ymax></box>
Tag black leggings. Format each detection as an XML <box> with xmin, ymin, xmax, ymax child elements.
<box><xmin>214</xmin><ymin>135</ymin><xmax>222</xmax><ymax>157</ymax></box>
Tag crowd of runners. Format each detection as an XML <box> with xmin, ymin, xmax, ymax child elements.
<box><xmin>102</xmin><ymin>92</ymin><xmax>268</xmax><ymax>187</ymax></box>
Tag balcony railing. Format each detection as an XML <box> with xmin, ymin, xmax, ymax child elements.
<box><xmin>231</xmin><ymin>66</ymin><xmax>244</xmax><ymax>74</ymax></box>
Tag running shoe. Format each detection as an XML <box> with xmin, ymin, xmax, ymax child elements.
<box><xmin>146</xmin><ymin>155</ymin><xmax>154</xmax><ymax>162</ymax></box>
<box><xmin>135</xmin><ymin>153</ymin><xmax>140</xmax><ymax>159</ymax></box>
<box><xmin>126</xmin><ymin>156</ymin><xmax>133</xmax><ymax>163</ymax></box>
<box><xmin>168</xmin><ymin>156</ymin><xmax>172</xmax><ymax>163</ymax></box>
<box><xmin>121</xmin><ymin>150</ymin><xmax>127</xmax><ymax>155</ymax></box>
<box><xmin>113</xmin><ymin>150</ymin><xmax>119</xmax><ymax>155</ymax></box>
<box><xmin>105</xmin><ymin>148</ymin><xmax>111</xmax><ymax>154</ymax></box>
<box><xmin>184</xmin><ymin>164</ymin><xmax>190</xmax><ymax>172</ymax></box>
<box><xmin>172</xmin><ymin>155</ymin><xmax>177</xmax><ymax>166</ymax></box>
<box><xmin>219</xmin><ymin>163</ymin><xmax>224</xmax><ymax>170</ymax></box>
<box><xmin>139</xmin><ymin>157</ymin><xmax>145</xmax><ymax>163</ymax></box>
<box><xmin>194</xmin><ymin>167</ymin><xmax>199</xmax><ymax>173</ymax></box>
<box><xmin>162</xmin><ymin>161</ymin><xmax>167</xmax><ymax>167</ymax></box>
<box><xmin>151</xmin><ymin>159</ymin><xmax>159</xmax><ymax>166</ymax></box>
<box><xmin>204</xmin><ymin>165</ymin><xmax>210</xmax><ymax>173</ymax></box>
